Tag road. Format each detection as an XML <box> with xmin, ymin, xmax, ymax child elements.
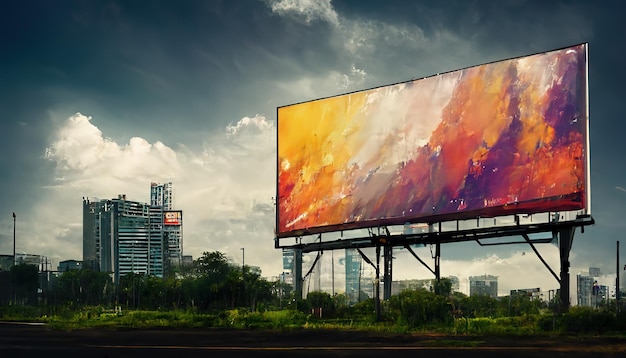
<box><xmin>1</xmin><ymin>321</ymin><xmax>625</xmax><ymax>357</ymax></box>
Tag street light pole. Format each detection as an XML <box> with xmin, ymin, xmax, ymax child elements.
<box><xmin>132</xmin><ymin>242</ymin><xmax>136</xmax><ymax>308</ymax></box>
<box><xmin>241</xmin><ymin>247</ymin><xmax>246</xmax><ymax>309</ymax></box>
<box><xmin>617</xmin><ymin>241</ymin><xmax>620</xmax><ymax>312</ymax></box>
<box><xmin>12</xmin><ymin>212</ymin><xmax>16</xmax><ymax>266</ymax></box>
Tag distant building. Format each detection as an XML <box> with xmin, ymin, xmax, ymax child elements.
<box><xmin>391</xmin><ymin>276</ymin><xmax>460</xmax><ymax>296</ymax></box>
<box><xmin>510</xmin><ymin>287</ymin><xmax>541</xmax><ymax>300</ymax></box>
<box><xmin>151</xmin><ymin>182</ymin><xmax>183</xmax><ymax>267</ymax></box>
<box><xmin>469</xmin><ymin>274</ymin><xmax>498</xmax><ymax>297</ymax></box>
<box><xmin>448</xmin><ymin>276</ymin><xmax>460</xmax><ymax>292</ymax></box>
<box><xmin>182</xmin><ymin>255</ymin><xmax>193</xmax><ymax>267</ymax></box>
<box><xmin>0</xmin><ymin>255</ymin><xmax>13</xmax><ymax>271</ymax></box>
<box><xmin>345</xmin><ymin>249</ymin><xmax>361</xmax><ymax>304</ymax></box>
<box><xmin>577</xmin><ymin>267</ymin><xmax>612</xmax><ymax>307</ymax></box>
<box><xmin>361</xmin><ymin>275</ymin><xmax>374</xmax><ymax>300</ymax></box>
<box><xmin>58</xmin><ymin>260</ymin><xmax>83</xmax><ymax>272</ymax></box>
<box><xmin>15</xmin><ymin>253</ymin><xmax>41</xmax><ymax>266</ymax></box>
<box><xmin>577</xmin><ymin>274</ymin><xmax>596</xmax><ymax>307</ymax></box>
<box><xmin>0</xmin><ymin>254</ymin><xmax>43</xmax><ymax>271</ymax></box>
<box><xmin>392</xmin><ymin>278</ymin><xmax>433</xmax><ymax>295</ymax></box>
<box><xmin>150</xmin><ymin>182</ymin><xmax>173</xmax><ymax>209</ymax></box>
<box><xmin>589</xmin><ymin>267</ymin><xmax>601</xmax><ymax>277</ymax></box>
<box><xmin>83</xmin><ymin>182</ymin><xmax>183</xmax><ymax>283</ymax></box>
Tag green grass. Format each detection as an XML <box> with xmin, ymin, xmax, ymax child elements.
<box><xmin>4</xmin><ymin>305</ymin><xmax>626</xmax><ymax>338</ymax></box>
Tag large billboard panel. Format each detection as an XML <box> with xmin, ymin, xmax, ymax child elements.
<box><xmin>277</xmin><ymin>44</ymin><xmax>589</xmax><ymax>238</ymax></box>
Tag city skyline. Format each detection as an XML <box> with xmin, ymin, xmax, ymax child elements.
<box><xmin>1</xmin><ymin>1</ymin><xmax>626</xmax><ymax>300</ymax></box>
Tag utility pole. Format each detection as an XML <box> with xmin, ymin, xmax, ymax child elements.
<box><xmin>12</xmin><ymin>212</ymin><xmax>16</xmax><ymax>266</ymax></box>
<box><xmin>241</xmin><ymin>247</ymin><xmax>246</xmax><ymax>308</ymax></box>
<box><xmin>375</xmin><ymin>245</ymin><xmax>381</xmax><ymax>322</ymax></box>
<box><xmin>331</xmin><ymin>250</ymin><xmax>335</xmax><ymax>296</ymax></box>
<box><xmin>617</xmin><ymin>241</ymin><xmax>620</xmax><ymax>312</ymax></box>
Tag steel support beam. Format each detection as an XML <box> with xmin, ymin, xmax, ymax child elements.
<box><xmin>559</xmin><ymin>227</ymin><xmax>575</xmax><ymax>312</ymax></box>
<box><xmin>434</xmin><ymin>242</ymin><xmax>441</xmax><ymax>295</ymax></box>
<box><xmin>293</xmin><ymin>248</ymin><xmax>303</xmax><ymax>300</ymax></box>
<box><xmin>383</xmin><ymin>245</ymin><xmax>393</xmax><ymax>300</ymax></box>
<box><xmin>375</xmin><ymin>245</ymin><xmax>381</xmax><ymax>321</ymax></box>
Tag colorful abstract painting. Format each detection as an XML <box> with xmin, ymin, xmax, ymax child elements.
<box><xmin>277</xmin><ymin>44</ymin><xmax>589</xmax><ymax>237</ymax></box>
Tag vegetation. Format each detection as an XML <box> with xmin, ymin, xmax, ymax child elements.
<box><xmin>1</xmin><ymin>253</ymin><xmax>626</xmax><ymax>336</ymax></box>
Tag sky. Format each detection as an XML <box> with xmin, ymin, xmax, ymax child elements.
<box><xmin>1</xmin><ymin>0</ymin><xmax>625</xmax><ymax>298</ymax></box>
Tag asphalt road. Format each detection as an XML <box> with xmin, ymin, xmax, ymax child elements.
<box><xmin>1</xmin><ymin>321</ymin><xmax>625</xmax><ymax>357</ymax></box>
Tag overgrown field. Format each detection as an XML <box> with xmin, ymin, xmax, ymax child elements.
<box><xmin>2</xmin><ymin>304</ymin><xmax>626</xmax><ymax>336</ymax></box>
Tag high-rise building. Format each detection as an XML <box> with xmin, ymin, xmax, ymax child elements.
<box><xmin>151</xmin><ymin>182</ymin><xmax>173</xmax><ymax>209</ymax></box>
<box><xmin>469</xmin><ymin>274</ymin><xmax>498</xmax><ymax>297</ymax></box>
<box><xmin>151</xmin><ymin>182</ymin><xmax>183</xmax><ymax>267</ymax></box>
<box><xmin>577</xmin><ymin>268</ymin><xmax>612</xmax><ymax>307</ymax></box>
<box><xmin>83</xmin><ymin>183</ymin><xmax>183</xmax><ymax>283</ymax></box>
<box><xmin>344</xmin><ymin>249</ymin><xmax>360</xmax><ymax>304</ymax></box>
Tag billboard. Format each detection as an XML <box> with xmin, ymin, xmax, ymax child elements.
<box><xmin>164</xmin><ymin>211</ymin><xmax>182</xmax><ymax>226</ymax></box>
<box><xmin>277</xmin><ymin>44</ymin><xmax>589</xmax><ymax>238</ymax></box>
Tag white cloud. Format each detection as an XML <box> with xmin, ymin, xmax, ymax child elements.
<box><xmin>44</xmin><ymin>113</ymin><xmax>180</xmax><ymax>185</ymax></box>
<box><xmin>338</xmin><ymin>64</ymin><xmax>368</xmax><ymax>90</ymax></box>
<box><xmin>226</xmin><ymin>115</ymin><xmax>274</xmax><ymax>137</ymax></box>
<box><xmin>268</xmin><ymin>0</ymin><xmax>339</xmax><ymax>27</ymax></box>
<box><xmin>37</xmin><ymin>112</ymin><xmax>280</xmax><ymax>275</ymax></box>
<box><xmin>339</xmin><ymin>19</ymin><xmax>428</xmax><ymax>57</ymax></box>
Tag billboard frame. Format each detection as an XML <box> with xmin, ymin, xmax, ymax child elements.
<box><xmin>275</xmin><ymin>43</ymin><xmax>593</xmax><ymax>313</ymax></box>
<box><xmin>276</xmin><ymin>43</ymin><xmax>590</xmax><ymax>241</ymax></box>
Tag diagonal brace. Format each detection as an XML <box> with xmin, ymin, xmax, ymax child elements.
<box><xmin>522</xmin><ymin>233</ymin><xmax>560</xmax><ymax>284</ymax></box>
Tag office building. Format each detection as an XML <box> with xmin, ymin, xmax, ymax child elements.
<box><xmin>469</xmin><ymin>274</ymin><xmax>498</xmax><ymax>297</ymax></box>
<box><xmin>151</xmin><ymin>182</ymin><xmax>183</xmax><ymax>267</ymax></box>
<box><xmin>510</xmin><ymin>287</ymin><xmax>542</xmax><ymax>300</ymax></box>
<box><xmin>345</xmin><ymin>248</ymin><xmax>362</xmax><ymax>304</ymax></box>
<box><xmin>58</xmin><ymin>260</ymin><xmax>83</xmax><ymax>272</ymax></box>
<box><xmin>577</xmin><ymin>267</ymin><xmax>612</xmax><ymax>307</ymax></box>
<box><xmin>83</xmin><ymin>183</ymin><xmax>183</xmax><ymax>283</ymax></box>
<box><xmin>150</xmin><ymin>182</ymin><xmax>173</xmax><ymax>209</ymax></box>
<box><xmin>15</xmin><ymin>253</ymin><xmax>41</xmax><ymax>266</ymax></box>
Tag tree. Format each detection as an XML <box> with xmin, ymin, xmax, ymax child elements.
<box><xmin>432</xmin><ymin>277</ymin><xmax>453</xmax><ymax>297</ymax></box>
<box><xmin>388</xmin><ymin>288</ymin><xmax>451</xmax><ymax>327</ymax></box>
<box><xmin>9</xmin><ymin>264</ymin><xmax>39</xmax><ymax>305</ymax></box>
<box><xmin>462</xmin><ymin>294</ymin><xmax>498</xmax><ymax>318</ymax></box>
<box><xmin>306</xmin><ymin>291</ymin><xmax>335</xmax><ymax>316</ymax></box>
<box><xmin>192</xmin><ymin>251</ymin><xmax>230</xmax><ymax>278</ymax></box>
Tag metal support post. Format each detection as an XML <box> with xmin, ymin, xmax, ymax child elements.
<box><xmin>294</xmin><ymin>249</ymin><xmax>303</xmax><ymax>301</ymax></box>
<box><xmin>434</xmin><ymin>242</ymin><xmax>441</xmax><ymax>295</ymax></box>
<box><xmin>12</xmin><ymin>212</ymin><xmax>16</xmax><ymax>266</ymax></box>
<box><xmin>383</xmin><ymin>245</ymin><xmax>393</xmax><ymax>300</ymax></box>
<box><xmin>617</xmin><ymin>241</ymin><xmax>620</xmax><ymax>312</ymax></box>
<box><xmin>375</xmin><ymin>244</ymin><xmax>381</xmax><ymax>322</ymax></box>
<box><xmin>558</xmin><ymin>226</ymin><xmax>575</xmax><ymax>312</ymax></box>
